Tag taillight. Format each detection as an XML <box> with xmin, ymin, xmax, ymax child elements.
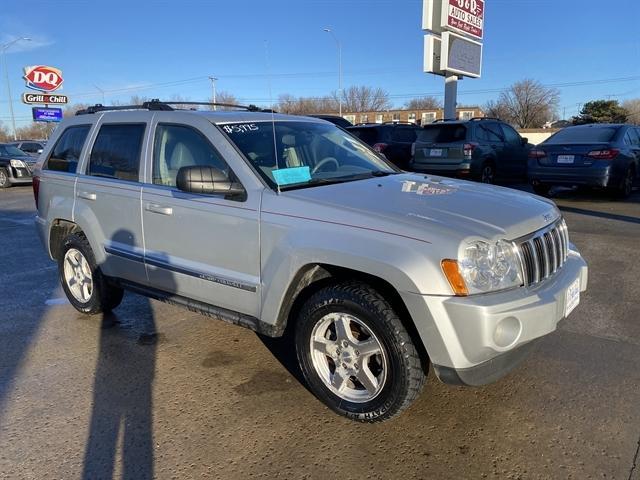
<box><xmin>373</xmin><ymin>143</ymin><xmax>388</xmax><ymax>153</ymax></box>
<box><xmin>587</xmin><ymin>148</ymin><xmax>619</xmax><ymax>160</ymax></box>
<box><xmin>528</xmin><ymin>149</ymin><xmax>547</xmax><ymax>159</ymax></box>
<box><xmin>463</xmin><ymin>142</ymin><xmax>478</xmax><ymax>160</ymax></box>
<box><xmin>32</xmin><ymin>176</ymin><xmax>40</xmax><ymax>210</ymax></box>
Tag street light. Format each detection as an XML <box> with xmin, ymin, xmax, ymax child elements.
<box><xmin>1</xmin><ymin>37</ymin><xmax>31</xmax><ymax>141</ymax></box>
<box><xmin>323</xmin><ymin>28</ymin><xmax>343</xmax><ymax>117</ymax></box>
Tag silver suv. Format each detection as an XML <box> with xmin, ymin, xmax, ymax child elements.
<box><xmin>33</xmin><ymin>101</ymin><xmax>588</xmax><ymax>422</ymax></box>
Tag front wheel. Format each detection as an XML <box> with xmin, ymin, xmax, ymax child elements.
<box><xmin>0</xmin><ymin>168</ymin><xmax>11</xmax><ymax>188</ymax></box>
<box><xmin>295</xmin><ymin>282</ymin><xmax>426</xmax><ymax>422</ymax></box>
<box><xmin>58</xmin><ymin>232</ymin><xmax>124</xmax><ymax>314</ymax></box>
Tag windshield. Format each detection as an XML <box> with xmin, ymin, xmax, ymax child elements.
<box><xmin>544</xmin><ymin>126</ymin><xmax>619</xmax><ymax>144</ymax></box>
<box><xmin>222</xmin><ymin>121</ymin><xmax>397</xmax><ymax>190</ymax></box>
<box><xmin>0</xmin><ymin>145</ymin><xmax>27</xmax><ymax>157</ymax></box>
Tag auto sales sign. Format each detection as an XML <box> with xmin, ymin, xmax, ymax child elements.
<box><xmin>23</xmin><ymin>65</ymin><xmax>64</xmax><ymax>92</ymax></box>
<box><xmin>442</xmin><ymin>0</ymin><xmax>484</xmax><ymax>40</ymax></box>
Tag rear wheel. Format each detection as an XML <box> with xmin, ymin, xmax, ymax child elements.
<box><xmin>479</xmin><ymin>162</ymin><xmax>495</xmax><ymax>184</ymax></box>
<box><xmin>58</xmin><ymin>233</ymin><xmax>124</xmax><ymax>314</ymax></box>
<box><xmin>295</xmin><ymin>282</ymin><xmax>426</xmax><ymax>422</ymax></box>
<box><xmin>611</xmin><ymin>166</ymin><xmax>634</xmax><ymax>199</ymax></box>
<box><xmin>0</xmin><ymin>168</ymin><xmax>10</xmax><ymax>188</ymax></box>
<box><xmin>532</xmin><ymin>183</ymin><xmax>552</xmax><ymax>197</ymax></box>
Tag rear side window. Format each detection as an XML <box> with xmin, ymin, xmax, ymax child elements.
<box><xmin>501</xmin><ymin>124</ymin><xmax>522</xmax><ymax>145</ymax></box>
<box><xmin>348</xmin><ymin>128</ymin><xmax>379</xmax><ymax>145</ymax></box>
<box><xmin>623</xmin><ymin>128</ymin><xmax>640</xmax><ymax>146</ymax></box>
<box><xmin>88</xmin><ymin>124</ymin><xmax>145</xmax><ymax>182</ymax></box>
<box><xmin>45</xmin><ymin>125</ymin><xmax>91</xmax><ymax>173</ymax></box>
<box><xmin>391</xmin><ymin>127</ymin><xmax>418</xmax><ymax>143</ymax></box>
<box><xmin>481</xmin><ymin>123</ymin><xmax>504</xmax><ymax>142</ymax></box>
<box><xmin>418</xmin><ymin>124</ymin><xmax>467</xmax><ymax>143</ymax></box>
<box><xmin>544</xmin><ymin>126</ymin><xmax>618</xmax><ymax>144</ymax></box>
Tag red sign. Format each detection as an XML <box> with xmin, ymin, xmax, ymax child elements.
<box><xmin>23</xmin><ymin>65</ymin><xmax>64</xmax><ymax>93</ymax></box>
<box><xmin>444</xmin><ymin>0</ymin><xmax>484</xmax><ymax>40</ymax></box>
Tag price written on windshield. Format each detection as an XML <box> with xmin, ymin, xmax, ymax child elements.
<box><xmin>444</xmin><ymin>0</ymin><xmax>484</xmax><ymax>39</ymax></box>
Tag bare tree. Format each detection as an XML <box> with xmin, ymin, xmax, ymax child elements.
<box><xmin>15</xmin><ymin>122</ymin><xmax>57</xmax><ymax>140</ymax></box>
<box><xmin>208</xmin><ymin>90</ymin><xmax>240</xmax><ymax>110</ymax></box>
<box><xmin>276</xmin><ymin>94</ymin><xmax>337</xmax><ymax>115</ymax></box>
<box><xmin>404</xmin><ymin>96</ymin><xmax>442</xmax><ymax>110</ymax></box>
<box><xmin>338</xmin><ymin>86</ymin><xmax>392</xmax><ymax>113</ymax></box>
<box><xmin>63</xmin><ymin>103</ymin><xmax>91</xmax><ymax>117</ymax></box>
<box><xmin>490</xmin><ymin>79</ymin><xmax>560</xmax><ymax>128</ymax></box>
<box><xmin>622</xmin><ymin>98</ymin><xmax>640</xmax><ymax>125</ymax></box>
<box><xmin>483</xmin><ymin>99</ymin><xmax>512</xmax><ymax>122</ymax></box>
<box><xmin>0</xmin><ymin>122</ymin><xmax>11</xmax><ymax>142</ymax></box>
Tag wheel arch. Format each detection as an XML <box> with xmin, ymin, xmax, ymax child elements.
<box><xmin>49</xmin><ymin>219</ymin><xmax>83</xmax><ymax>260</ymax></box>
<box><xmin>275</xmin><ymin>263</ymin><xmax>430</xmax><ymax>373</ymax></box>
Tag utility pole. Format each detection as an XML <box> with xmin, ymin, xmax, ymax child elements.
<box><xmin>93</xmin><ymin>83</ymin><xmax>106</xmax><ymax>104</ymax></box>
<box><xmin>208</xmin><ymin>76</ymin><xmax>218</xmax><ymax>110</ymax></box>
<box><xmin>1</xmin><ymin>37</ymin><xmax>31</xmax><ymax>141</ymax></box>
<box><xmin>323</xmin><ymin>28</ymin><xmax>343</xmax><ymax>117</ymax></box>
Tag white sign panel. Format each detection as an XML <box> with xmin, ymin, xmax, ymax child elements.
<box><xmin>422</xmin><ymin>0</ymin><xmax>444</xmax><ymax>33</ymax></box>
<box><xmin>440</xmin><ymin>31</ymin><xmax>482</xmax><ymax>78</ymax></box>
<box><xmin>423</xmin><ymin>35</ymin><xmax>445</xmax><ymax>76</ymax></box>
<box><xmin>441</xmin><ymin>0</ymin><xmax>485</xmax><ymax>40</ymax></box>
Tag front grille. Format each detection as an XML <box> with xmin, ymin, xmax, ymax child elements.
<box><xmin>514</xmin><ymin>218</ymin><xmax>569</xmax><ymax>286</ymax></box>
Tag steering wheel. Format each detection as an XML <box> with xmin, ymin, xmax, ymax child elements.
<box><xmin>312</xmin><ymin>157</ymin><xmax>339</xmax><ymax>174</ymax></box>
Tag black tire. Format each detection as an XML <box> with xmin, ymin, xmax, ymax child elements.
<box><xmin>295</xmin><ymin>282</ymin><xmax>426</xmax><ymax>423</ymax></box>
<box><xmin>58</xmin><ymin>232</ymin><xmax>124</xmax><ymax>315</ymax></box>
<box><xmin>0</xmin><ymin>168</ymin><xmax>11</xmax><ymax>189</ymax></box>
<box><xmin>479</xmin><ymin>162</ymin><xmax>495</xmax><ymax>184</ymax></box>
<box><xmin>611</xmin><ymin>166</ymin><xmax>634</xmax><ymax>199</ymax></box>
<box><xmin>532</xmin><ymin>183</ymin><xmax>552</xmax><ymax>197</ymax></box>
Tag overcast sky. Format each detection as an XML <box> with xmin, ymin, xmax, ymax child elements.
<box><xmin>1</xmin><ymin>0</ymin><xmax>639</xmax><ymax>127</ymax></box>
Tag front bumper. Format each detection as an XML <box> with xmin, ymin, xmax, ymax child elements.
<box><xmin>401</xmin><ymin>247</ymin><xmax>588</xmax><ymax>386</ymax></box>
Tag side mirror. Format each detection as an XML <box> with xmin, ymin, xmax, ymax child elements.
<box><xmin>521</xmin><ymin>137</ymin><xmax>528</xmax><ymax>145</ymax></box>
<box><xmin>176</xmin><ymin>166</ymin><xmax>245</xmax><ymax>198</ymax></box>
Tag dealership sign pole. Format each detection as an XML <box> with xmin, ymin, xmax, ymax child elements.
<box><xmin>423</xmin><ymin>0</ymin><xmax>484</xmax><ymax>120</ymax></box>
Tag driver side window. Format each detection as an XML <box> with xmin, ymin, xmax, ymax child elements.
<box><xmin>153</xmin><ymin>124</ymin><xmax>228</xmax><ymax>187</ymax></box>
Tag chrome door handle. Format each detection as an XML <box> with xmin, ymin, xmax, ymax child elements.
<box><xmin>77</xmin><ymin>191</ymin><xmax>96</xmax><ymax>201</ymax></box>
<box><xmin>145</xmin><ymin>203</ymin><xmax>173</xmax><ymax>215</ymax></box>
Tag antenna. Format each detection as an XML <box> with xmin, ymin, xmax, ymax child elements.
<box><xmin>264</xmin><ymin>40</ymin><xmax>280</xmax><ymax>193</ymax></box>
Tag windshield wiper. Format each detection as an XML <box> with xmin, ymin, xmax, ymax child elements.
<box><xmin>279</xmin><ymin>171</ymin><xmax>397</xmax><ymax>191</ymax></box>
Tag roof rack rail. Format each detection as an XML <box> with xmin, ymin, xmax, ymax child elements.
<box><xmin>382</xmin><ymin>121</ymin><xmax>416</xmax><ymax>125</ymax></box>
<box><xmin>76</xmin><ymin>99</ymin><xmax>275</xmax><ymax>116</ymax></box>
<box><xmin>432</xmin><ymin>118</ymin><xmax>457</xmax><ymax>123</ymax></box>
<box><xmin>469</xmin><ymin>117</ymin><xmax>499</xmax><ymax>121</ymax></box>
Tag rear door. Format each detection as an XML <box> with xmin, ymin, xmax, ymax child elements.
<box><xmin>499</xmin><ymin>123</ymin><xmax>528</xmax><ymax>179</ymax></box>
<box><xmin>140</xmin><ymin>112</ymin><xmax>261</xmax><ymax>317</ymax></box>
<box><xmin>74</xmin><ymin>115</ymin><xmax>148</xmax><ymax>284</ymax></box>
<box><xmin>477</xmin><ymin>122</ymin><xmax>506</xmax><ymax>174</ymax></box>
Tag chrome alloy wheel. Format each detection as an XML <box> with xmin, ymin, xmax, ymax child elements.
<box><xmin>63</xmin><ymin>248</ymin><xmax>94</xmax><ymax>303</ymax></box>
<box><xmin>310</xmin><ymin>313</ymin><xmax>387</xmax><ymax>403</ymax></box>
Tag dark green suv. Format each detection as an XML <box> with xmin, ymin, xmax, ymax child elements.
<box><xmin>410</xmin><ymin>118</ymin><xmax>532</xmax><ymax>184</ymax></box>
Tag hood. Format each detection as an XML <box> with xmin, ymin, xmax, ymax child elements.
<box><xmin>275</xmin><ymin>173</ymin><xmax>560</xmax><ymax>244</ymax></box>
<box><xmin>0</xmin><ymin>154</ymin><xmax>35</xmax><ymax>163</ymax></box>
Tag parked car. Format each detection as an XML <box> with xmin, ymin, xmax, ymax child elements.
<box><xmin>0</xmin><ymin>143</ymin><xmax>38</xmax><ymax>188</ymax></box>
<box><xmin>528</xmin><ymin>124</ymin><xmax>640</xmax><ymax>198</ymax></box>
<box><xmin>410</xmin><ymin>118</ymin><xmax>531</xmax><ymax>184</ymax></box>
<box><xmin>308</xmin><ymin>114</ymin><xmax>353</xmax><ymax>129</ymax></box>
<box><xmin>347</xmin><ymin>122</ymin><xmax>423</xmax><ymax>169</ymax></box>
<box><xmin>10</xmin><ymin>140</ymin><xmax>46</xmax><ymax>157</ymax></box>
<box><xmin>34</xmin><ymin>101</ymin><xmax>587</xmax><ymax>422</ymax></box>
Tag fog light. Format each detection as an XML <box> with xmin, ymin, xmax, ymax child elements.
<box><xmin>493</xmin><ymin>316</ymin><xmax>521</xmax><ymax>348</ymax></box>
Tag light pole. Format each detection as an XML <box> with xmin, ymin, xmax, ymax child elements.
<box><xmin>323</xmin><ymin>28</ymin><xmax>343</xmax><ymax>117</ymax></box>
<box><xmin>208</xmin><ymin>76</ymin><xmax>218</xmax><ymax>110</ymax></box>
<box><xmin>1</xmin><ymin>37</ymin><xmax>31</xmax><ymax>141</ymax></box>
<box><xmin>93</xmin><ymin>83</ymin><xmax>106</xmax><ymax>104</ymax></box>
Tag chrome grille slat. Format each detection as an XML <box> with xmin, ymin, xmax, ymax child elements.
<box><xmin>514</xmin><ymin>219</ymin><xmax>569</xmax><ymax>287</ymax></box>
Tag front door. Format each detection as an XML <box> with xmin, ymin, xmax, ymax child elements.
<box><xmin>140</xmin><ymin>113</ymin><xmax>261</xmax><ymax>317</ymax></box>
<box><xmin>500</xmin><ymin>124</ymin><xmax>529</xmax><ymax>180</ymax></box>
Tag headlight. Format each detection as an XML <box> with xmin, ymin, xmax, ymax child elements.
<box><xmin>10</xmin><ymin>159</ymin><xmax>26</xmax><ymax>168</ymax></box>
<box><xmin>444</xmin><ymin>240</ymin><xmax>523</xmax><ymax>295</ymax></box>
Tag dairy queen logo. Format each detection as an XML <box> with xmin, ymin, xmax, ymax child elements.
<box><xmin>23</xmin><ymin>65</ymin><xmax>64</xmax><ymax>92</ymax></box>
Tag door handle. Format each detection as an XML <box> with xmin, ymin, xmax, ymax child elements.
<box><xmin>145</xmin><ymin>203</ymin><xmax>173</xmax><ymax>215</ymax></box>
<box><xmin>77</xmin><ymin>191</ymin><xmax>96</xmax><ymax>201</ymax></box>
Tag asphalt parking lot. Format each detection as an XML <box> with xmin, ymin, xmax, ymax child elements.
<box><xmin>0</xmin><ymin>184</ymin><xmax>639</xmax><ymax>480</ymax></box>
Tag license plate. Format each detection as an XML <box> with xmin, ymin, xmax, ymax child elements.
<box><xmin>565</xmin><ymin>277</ymin><xmax>580</xmax><ymax>317</ymax></box>
<box><xmin>557</xmin><ymin>155</ymin><xmax>575</xmax><ymax>164</ymax></box>
<box><xmin>429</xmin><ymin>148</ymin><xmax>443</xmax><ymax>157</ymax></box>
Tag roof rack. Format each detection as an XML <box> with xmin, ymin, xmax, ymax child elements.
<box><xmin>432</xmin><ymin>118</ymin><xmax>457</xmax><ymax>123</ymax></box>
<box><xmin>469</xmin><ymin>117</ymin><xmax>499</xmax><ymax>121</ymax></box>
<box><xmin>76</xmin><ymin>99</ymin><xmax>274</xmax><ymax>116</ymax></box>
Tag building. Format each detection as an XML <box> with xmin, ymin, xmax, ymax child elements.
<box><xmin>340</xmin><ymin>106</ymin><xmax>484</xmax><ymax>125</ymax></box>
